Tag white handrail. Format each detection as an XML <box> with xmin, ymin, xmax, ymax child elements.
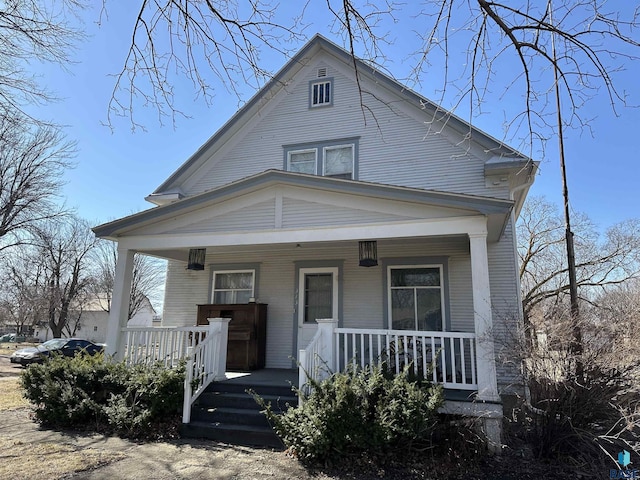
<box><xmin>182</xmin><ymin>329</ymin><xmax>220</xmax><ymax>423</ymax></box>
<box><xmin>298</xmin><ymin>328</ymin><xmax>324</xmax><ymax>403</ymax></box>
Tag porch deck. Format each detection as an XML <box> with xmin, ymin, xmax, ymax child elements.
<box><xmin>221</xmin><ymin>369</ymin><xmax>299</xmax><ymax>388</ymax></box>
<box><xmin>219</xmin><ymin>368</ymin><xmax>475</xmax><ymax>402</ymax></box>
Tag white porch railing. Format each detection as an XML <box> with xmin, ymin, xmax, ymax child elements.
<box><xmin>120</xmin><ymin>319</ymin><xmax>230</xmax><ymax>424</ymax></box>
<box><xmin>298</xmin><ymin>321</ymin><xmax>478</xmax><ymax>396</ymax></box>
<box><xmin>335</xmin><ymin>328</ymin><xmax>477</xmax><ymax>390</ymax></box>
<box><xmin>121</xmin><ymin>326</ymin><xmax>211</xmax><ymax>367</ymax></box>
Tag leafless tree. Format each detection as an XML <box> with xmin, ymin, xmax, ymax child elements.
<box><xmin>590</xmin><ymin>278</ymin><xmax>640</xmax><ymax>367</ymax></box>
<box><xmin>89</xmin><ymin>239</ymin><xmax>166</xmax><ymax>320</ymax></box>
<box><xmin>105</xmin><ymin>0</ymin><xmax>305</xmax><ymax>129</ymax></box>
<box><xmin>518</xmin><ymin>196</ymin><xmax>640</xmax><ymax>324</ymax></box>
<box><xmin>0</xmin><ymin>114</ymin><xmax>75</xmax><ymax>252</ymax></box>
<box><xmin>0</xmin><ymin>244</ymin><xmax>48</xmax><ymax>335</ymax></box>
<box><xmin>105</xmin><ymin>1</ymin><xmax>640</xmax><ymax>151</ymax></box>
<box><xmin>36</xmin><ymin>216</ymin><xmax>98</xmax><ymax>338</ymax></box>
<box><xmin>0</xmin><ymin>0</ymin><xmax>87</xmax><ymax>125</ymax></box>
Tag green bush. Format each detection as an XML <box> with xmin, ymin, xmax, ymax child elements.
<box><xmin>257</xmin><ymin>364</ymin><xmax>444</xmax><ymax>464</ymax></box>
<box><xmin>20</xmin><ymin>354</ymin><xmax>184</xmax><ymax>438</ymax></box>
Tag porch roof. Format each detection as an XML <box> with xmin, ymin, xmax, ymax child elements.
<box><xmin>93</xmin><ymin>170</ymin><xmax>514</xmax><ymax>247</ymax></box>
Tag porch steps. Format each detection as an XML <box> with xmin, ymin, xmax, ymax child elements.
<box><xmin>180</xmin><ymin>376</ymin><xmax>297</xmax><ymax>449</ymax></box>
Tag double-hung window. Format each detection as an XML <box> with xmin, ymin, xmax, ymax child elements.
<box><xmin>323</xmin><ymin>145</ymin><xmax>353</xmax><ymax>179</ymax></box>
<box><xmin>287</xmin><ymin>149</ymin><xmax>317</xmax><ymax>175</ymax></box>
<box><xmin>285</xmin><ymin>139</ymin><xmax>357</xmax><ymax>180</ymax></box>
<box><xmin>388</xmin><ymin>265</ymin><xmax>444</xmax><ymax>331</ymax></box>
<box><xmin>212</xmin><ymin>270</ymin><xmax>255</xmax><ymax>304</ymax></box>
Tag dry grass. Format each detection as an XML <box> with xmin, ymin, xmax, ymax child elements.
<box><xmin>0</xmin><ymin>378</ymin><xmax>29</xmax><ymax>411</ymax></box>
<box><xmin>0</xmin><ymin>342</ymin><xmax>36</xmax><ymax>356</ymax></box>
<box><xmin>0</xmin><ymin>438</ymin><xmax>124</xmax><ymax>479</ymax></box>
<box><xmin>0</xmin><ymin>377</ymin><xmax>125</xmax><ymax>478</ymax></box>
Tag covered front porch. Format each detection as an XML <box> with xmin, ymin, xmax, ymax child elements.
<box><xmin>93</xmin><ymin>172</ymin><xmax>513</xmax><ymax>448</ymax></box>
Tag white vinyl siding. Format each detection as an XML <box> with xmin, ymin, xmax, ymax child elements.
<box><xmin>183</xmin><ymin>52</ymin><xmax>509</xmax><ymax>200</ymax></box>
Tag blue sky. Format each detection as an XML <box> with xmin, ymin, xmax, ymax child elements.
<box><xmin>31</xmin><ymin>3</ymin><xmax>640</xmax><ymax>230</ymax></box>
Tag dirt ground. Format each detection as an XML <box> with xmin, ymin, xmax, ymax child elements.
<box><xmin>0</xmin><ymin>352</ymin><xmax>593</xmax><ymax>480</ymax></box>
<box><xmin>0</xmin><ymin>352</ymin><xmax>337</xmax><ymax>480</ymax></box>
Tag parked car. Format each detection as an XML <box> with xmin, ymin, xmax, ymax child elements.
<box><xmin>0</xmin><ymin>333</ymin><xmax>15</xmax><ymax>343</ymax></box>
<box><xmin>0</xmin><ymin>333</ymin><xmax>28</xmax><ymax>343</ymax></box>
<box><xmin>9</xmin><ymin>338</ymin><xmax>104</xmax><ymax>366</ymax></box>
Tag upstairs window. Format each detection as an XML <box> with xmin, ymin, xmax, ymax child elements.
<box><xmin>288</xmin><ymin>149</ymin><xmax>317</xmax><ymax>175</ymax></box>
<box><xmin>309</xmin><ymin>78</ymin><xmax>333</xmax><ymax>108</ymax></box>
<box><xmin>285</xmin><ymin>139</ymin><xmax>357</xmax><ymax>180</ymax></box>
<box><xmin>311</xmin><ymin>80</ymin><xmax>331</xmax><ymax>106</ymax></box>
<box><xmin>323</xmin><ymin>145</ymin><xmax>353</xmax><ymax>179</ymax></box>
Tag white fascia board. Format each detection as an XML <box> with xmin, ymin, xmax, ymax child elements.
<box><xmin>116</xmin><ymin>216</ymin><xmax>488</xmax><ymax>251</ymax></box>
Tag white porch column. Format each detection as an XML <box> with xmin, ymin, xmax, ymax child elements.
<box><xmin>469</xmin><ymin>233</ymin><xmax>500</xmax><ymax>403</ymax></box>
<box><xmin>105</xmin><ymin>247</ymin><xmax>135</xmax><ymax>360</ymax></box>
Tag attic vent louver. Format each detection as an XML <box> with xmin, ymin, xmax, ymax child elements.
<box><xmin>317</xmin><ymin>67</ymin><xmax>327</xmax><ymax>78</ymax></box>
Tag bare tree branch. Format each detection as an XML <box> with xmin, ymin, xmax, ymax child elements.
<box><xmin>0</xmin><ymin>114</ymin><xmax>74</xmax><ymax>252</ymax></box>
<box><xmin>518</xmin><ymin>196</ymin><xmax>640</xmax><ymax>320</ymax></box>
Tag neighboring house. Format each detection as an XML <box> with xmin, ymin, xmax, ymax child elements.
<box><xmin>34</xmin><ymin>295</ymin><xmax>156</xmax><ymax>343</ymax></box>
<box><xmin>93</xmin><ymin>35</ymin><xmax>537</xmax><ymax>446</ymax></box>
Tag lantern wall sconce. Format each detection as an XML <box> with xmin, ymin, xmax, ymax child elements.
<box><xmin>187</xmin><ymin>248</ymin><xmax>206</xmax><ymax>270</ymax></box>
<box><xmin>358</xmin><ymin>240</ymin><xmax>378</xmax><ymax>267</ymax></box>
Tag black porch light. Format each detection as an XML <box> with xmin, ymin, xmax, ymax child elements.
<box><xmin>187</xmin><ymin>248</ymin><xmax>206</xmax><ymax>271</ymax></box>
<box><xmin>358</xmin><ymin>240</ymin><xmax>378</xmax><ymax>267</ymax></box>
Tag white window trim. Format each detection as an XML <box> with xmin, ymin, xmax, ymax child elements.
<box><xmin>298</xmin><ymin>267</ymin><xmax>339</xmax><ymax>325</ymax></box>
<box><xmin>287</xmin><ymin>148</ymin><xmax>317</xmax><ymax>174</ymax></box>
<box><xmin>211</xmin><ymin>269</ymin><xmax>256</xmax><ymax>304</ymax></box>
<box><xmin>310</xmin><ymin>78</ymin><xmax>333</xmax><ymax>108</ymax></box>
<box><xmin>322</xmin><ymin>144</ymin><xmax>355</xmax><ymax>178</ymax></box>
<box><xmin>386</xmin><ymin>264</ymin><xmax>446</xmax><ymax>331</ymax></box>
<box><xmin>284</xmin><ymin>139</ymin><xmax>358</xmax><ymax>179</ymax></box>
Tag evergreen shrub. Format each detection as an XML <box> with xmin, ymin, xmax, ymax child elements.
<box><xmin>20</xmin><ymin>353</ymin><xmax>184</xmax><ymax>438</ymax></box>
<box><xmin>257</xmin><ymin>364</ymin><xmax>444</xmax><ymax>464</ymax></box>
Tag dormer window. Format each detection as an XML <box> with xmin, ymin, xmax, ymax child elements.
<box><xmin>285</xmin><ymin>139</ymin><xmax>358</xmax><ymax>180</ymax></box>
<box><xmin>310</xmin><ymin>78</ymin><xmax>333</xmax><ymax>108</ymax></box>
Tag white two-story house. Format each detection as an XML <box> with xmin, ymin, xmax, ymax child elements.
<box><xmin>93</xmin><ymin>35</ymin><xmax>537</xmax><ymax>447</ymax></box>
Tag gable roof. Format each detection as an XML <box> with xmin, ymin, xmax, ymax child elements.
<box><xmin>94</xmin><ymin>169</ymin><xmax>514</xmax><ymax>242</ymax></box>
<box><xmin>149</xmin><ymin>34</ymin><xmax>530</xmax><ymax>199</ymax></box>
